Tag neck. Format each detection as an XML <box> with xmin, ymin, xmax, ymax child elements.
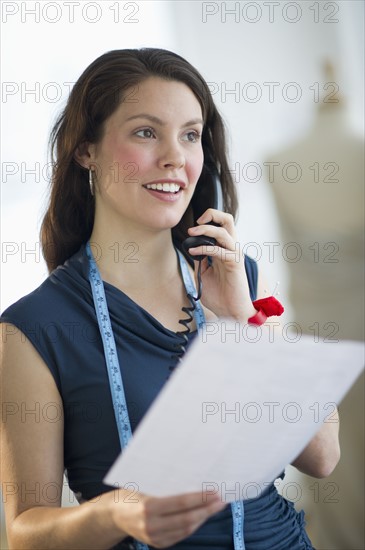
<box><xmin>89</xmin><ymin>218</ymin><xmax>180</xmax><ymax>291</ymax></box>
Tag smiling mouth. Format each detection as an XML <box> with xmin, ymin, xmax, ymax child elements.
<box><xmin>144</xmin><ymin>182</ymin><xmax>181</xmax><ymax>193</ymax></box>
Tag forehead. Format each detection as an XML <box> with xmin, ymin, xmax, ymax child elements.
<box><xmin>112</xmin><ymin>77</ymin><xmax>203</xmax><ymax>123</ymax></box>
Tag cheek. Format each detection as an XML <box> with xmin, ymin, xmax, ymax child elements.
<box><xmin>99</xmin><ymin>136</ymin><xmax>151</xmax><ymax>181</ymax></box>
<box><xmin>188</xmin><ymin>153</ymin><xmax>204</xmax><ymax>184</ymax></box>
<box><xmin>115</xmin><ymin>146</ymin><xmax>153</xmax><ymax>183</ymax></box>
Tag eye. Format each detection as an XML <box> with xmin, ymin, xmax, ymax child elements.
<box><xmin>182</xmin><ymin>130</ymin><xmax>201</xmax><ymax>143</ymax></box>
<box><xmin>134</xmin><ymin>127</ymin><xmax>155</xmax><ymax>139</ymax></box>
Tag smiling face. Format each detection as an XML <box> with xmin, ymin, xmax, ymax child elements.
<box><xmin>86</xmin><ymin>77</ymin><xmax>204</xmax><ymax>234</ymax></box>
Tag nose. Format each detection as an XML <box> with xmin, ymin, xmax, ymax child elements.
<box><xmin>157</xmin><ymin>140</ymin><xmax>185</xmax><ymax>170</ymax></box>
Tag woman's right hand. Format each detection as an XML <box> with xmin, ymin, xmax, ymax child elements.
<box><xmin>108</xmin><ymin>488</ymin><xmax>227</xmax><ymax>548</ymax></box>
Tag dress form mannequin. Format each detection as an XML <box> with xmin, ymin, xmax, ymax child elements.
<box><xmin>265</xmin><ymin>64</ymin><xmax>364</xmax><ymax>549</ymax></box>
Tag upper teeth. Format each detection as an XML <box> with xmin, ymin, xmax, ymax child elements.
<box><xmin>146</xmin><ymin>183</ymin><xmax>181</xmax><ymax>192</ymax></box>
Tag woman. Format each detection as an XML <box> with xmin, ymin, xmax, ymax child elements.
<box><xmin>1</xmin><ymin>48</ymin><xmax>340</xmax><ymax>549</ymax></box>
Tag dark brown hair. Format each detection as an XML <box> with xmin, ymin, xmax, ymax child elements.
<box><xmin>40</xmin><ymin>48</ymin><xmax>238</xmax><ymax>272</ymax></box>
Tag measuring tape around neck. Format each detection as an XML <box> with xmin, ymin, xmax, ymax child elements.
<box><xmin>86</xmin><ymin>242</ymin><xmax>245</xmax><ymax>550</ymax></box>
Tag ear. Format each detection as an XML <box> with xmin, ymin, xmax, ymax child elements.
<box><xmin>74</xmin><ymin>141</ymin><xmax>96</xmax><ymax>169</ymax></box>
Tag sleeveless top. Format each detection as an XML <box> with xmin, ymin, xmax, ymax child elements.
<box><xmin>1</xmin><ymin>244</ymin><xmax>314</xmax><ymax>550</ymax></box>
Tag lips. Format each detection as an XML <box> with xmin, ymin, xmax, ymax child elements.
<box><xmin>143</xmin><ymin>178</ymin><xmax>187</xmax><ymax>191</ymax></box>
<box><xmin>145</xmin><ymin>182</ymin><xmax>181</xmax><ymax>193</ymax></box>
<box><xmin>143</xmin><ymin>183</ymin><xmax>183</xmax><ymax>203</ymax></box>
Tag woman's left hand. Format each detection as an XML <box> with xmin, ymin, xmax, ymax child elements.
<box><xmin>187</xmin><ymin>209</ymin><xmax>257</xmax><ymax>323</ymax></box>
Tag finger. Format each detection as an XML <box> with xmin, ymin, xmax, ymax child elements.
<box><xmin>145</xmin><ymin>491</ymin><xmax>222</xmax><ymax>516</ymax></box>
<box><xmin>197</xmin><ymin>209</ymin><xmax>235</xmax><ymax>231</ymax></box>
<box><xmin>143</xmin><ymin>499</ymin><xmax>227</xmax><ymax>544</ymax></box>
<box><xmin>188</xmin><ymin>244</ymin><xmax>239</xmax><ymax>266</ymax></box>
<box><xmin>188</xmin><ymin>225</ymin><xmax>236</xmax><ymax>252</ymax></box>
<box><xmin>164</xmin><ymin>497</ymin><xmax>227</xmax><ymax>521</ymax></box>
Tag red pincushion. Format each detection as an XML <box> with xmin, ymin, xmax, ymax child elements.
<box><xmin>252</xmin><ymin>296</ymin><xmax>284</xmax><ymax>317</ymax></box>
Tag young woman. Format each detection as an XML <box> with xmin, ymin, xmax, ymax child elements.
<box><xmin>1</xmin><ymin>48</ymin><xmax>340</xmax><ymax>550</ymax></box>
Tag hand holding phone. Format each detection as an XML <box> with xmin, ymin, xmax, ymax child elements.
<box><xmin>182</xmin><ymin>222</ymin><xmax>220</xmax><ymax>261</ymax></box>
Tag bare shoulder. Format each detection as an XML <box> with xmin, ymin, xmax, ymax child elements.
<box><xmin>1</xmin><ymin>323</ymin><xmax>64</xmax><ymax>521</ymax></box>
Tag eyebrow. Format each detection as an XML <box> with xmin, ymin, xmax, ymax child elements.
<box><xmin>124</xmin><ymin>114</ymin><xmax>204</xmax><ymax>128</ymax></box>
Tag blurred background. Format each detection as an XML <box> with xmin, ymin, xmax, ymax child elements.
<box><xmin>1</xmin><ymin>1</ymin><xmax>364</xmax><ymax>548</ymax></box>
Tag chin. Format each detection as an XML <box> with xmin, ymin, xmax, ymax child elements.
<box><xmin>149</xmin><ymin>211</ymin><xmax>185</xmax><ymax>231</ymax></box>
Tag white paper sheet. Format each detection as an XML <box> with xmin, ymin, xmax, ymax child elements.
<box><xmin>104</xmin><ymin>321</ymin><xmax>364</xmax><ymax>501</ymax></box>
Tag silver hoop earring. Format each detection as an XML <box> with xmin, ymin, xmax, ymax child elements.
<box><xmin>89</xmin><ymin>168</ymin><xmax>94</xmax><ymax>196</ymax></box>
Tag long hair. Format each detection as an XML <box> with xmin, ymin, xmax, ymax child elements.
<box><xmin>40</xmin><ymin>48</ymin><xmax>238</xmax><ymax>272</ymax></box>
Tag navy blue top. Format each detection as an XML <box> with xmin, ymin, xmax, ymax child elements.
<box><xmin>1</xmin><ymin>244</ymin><xmax>314</xmax><ymax>550</ymax></box>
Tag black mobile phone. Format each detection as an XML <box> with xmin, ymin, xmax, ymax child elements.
<box><xmin>182</xmin><ymin>151</ymin><xmax>223</xmax><ymax>261</ymax></box>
